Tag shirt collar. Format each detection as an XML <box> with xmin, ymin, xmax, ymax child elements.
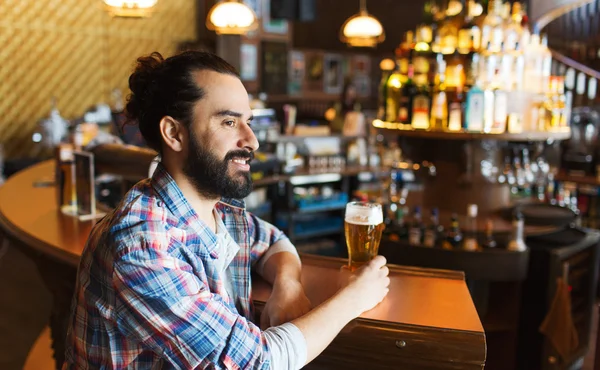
<box><xmin>150</xmin><ymin>163</ymin><xmax>247</xmax><ymax>243</ymax></box>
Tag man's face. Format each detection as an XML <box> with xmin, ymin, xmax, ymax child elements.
<box><xmin>182</xmin><ymin>70</ymin><xmax>258</xmax><ymax>199</ymax></box>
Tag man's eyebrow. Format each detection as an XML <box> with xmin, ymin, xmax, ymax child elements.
<box><xmin>213</xmin><ymin>110</ymin><xmax>254</xmax><ymax>121</ymax></box>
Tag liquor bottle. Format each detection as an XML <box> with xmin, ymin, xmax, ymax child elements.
<box><xmin>396</xmin><ymin>206</ymin><xmax>410</xmax><ymax>240</ymax></box>
<box><xmin>443</xmin><ymin>213</ymin><xmax>463</xmax><ymax>249</ymax></box>
<box><xmin>523</xmin><ymin>33</ymin><xmax>542</xmax><ymax>94</ymax></box>
<box><xmin>56</xmin><ymin>143</ymin><xmax>77</xmax><ymax>215</ymax></box>
<box><xmin>377</xmin><ymin>60</ymin><xmax>395</xmax><ymax>120</ymax></box>
<box><xmin>411</xmin><ymin>80</ymin><xmax>431</xmax><ymax>130</ymax></box>
<box><xmin>399</xmin><ymin>64</ymin><xmax>419</xmax><ymax>125</ymax></box>
<box><xmin>409</xmin><ymin>206</ymin><xmax>424</xmax><ymax>246</ymax></box>
<box><xmin>463</xmin><ymin>204</ymin><xmax>479</xmax><ymax>251</ymax></box>
<box><xmin>545</xmin><ymin>77</ymin><xmax>567</xmax><ymax>131</ymax></box>
<box><xmin>481</xmin><ymin>0</ymin><xmax>503</xmax><ymax>53</ymax></box>
<box><xmin>469</xmin><ymin>0</ymin><xmax>482</xmax><ymax>51</ymax></box>
<box><xmin>433</xmin><ymin>207</ymin><xmax>445</xmax><ymax>235</ymax></box>
<box><xmin>385</xmin><ymin>61</ymin><xmax>405</xmax><ymax>122</ymax></box>
<box><xmin>490</xmin><ymin>85</ymin><xmax>508</xmax><ymax>133</ymax></box>
<box><xmin>482</xmin><ymin>218</ymin><xmax>497</xmax><ymax>248</ymax></box>
<box><xmin>504</xmin><ymin>2</ymin><xmax>523</xmax><ymax>52</ymax></box>
<box><xmin>423</xmin><ymin>208</ymin><xmax>441</xmax><ymax>247</ymax></box>
<box><xmin>512</xmin><ymin>41</ymin><xmax>525</xmax><ymax>92</ymax></box>
<box><xmin>430</xmin><ymin>57</ymin><xmax>448</xmax><ymax>130</ymax></box>
<box><xmin>479</xmin><ymin>41</ymin><xmax>498</xmax><ymax>88</ymax></box>
<box><xmin>419</xmin><ymin>0</ymin><xmax>436</xmax><ymax>46</ymax></box>
<box><xmin>540</xmin><ymin>34</ymin><xmax>553</xmax><ymax>93</ymax></box>
<box><xmin>438</xmin><ymin>5</ymin><xmax>459</xmax><ymax>55</ymax></box>
<box><xmin>465</xmin><ymin>78</ymin><xmax>485</xmax><ymax>132</ymax></box>
<box><xmin>445</xmin><ymin>51</ymin><xmax>466</xmax><ymax>89</ymax></box>
<box><xmin>466</xmin><ymin>52</ymin><xmax>480</xmax><ymax>87</ymax></box>
<box><xmin>482</xmin><ymin>81</ymin><xmax>495</xmax><ymax>133</ymax></box>
<box><xmin>507</xmin><ymin>211</ymin><xmax>527</xmax><ymax>251</ymax></box>
<box><xmin>457</xmin><ymin>13</ymin><xmax>472</xmax><ymax>54</ymax></box>
<box><xmin>448</xmin><ymin>84</ymin><xmax>465</xmax><ymax>131</ymax></box>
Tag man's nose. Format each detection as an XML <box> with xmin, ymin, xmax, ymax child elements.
<box><xmin>238</xmin><ymin>123</ymin><xmax>259</xmax><ymax>152</ymax></box>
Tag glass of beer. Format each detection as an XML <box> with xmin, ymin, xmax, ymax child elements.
<box><xmin>344</xmin><ymin>201</ymin><xmax>384</xmax><ymax>270</ymax></box>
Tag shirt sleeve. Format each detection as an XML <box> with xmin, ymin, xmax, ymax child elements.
<box><xmin>112</xmin><ymin>238</ymin><xmax>271</xmax><ymax>370</ymax></box>
<box><xmin>246</xmin><ymin>212</ymin><xmax>290</xmax><ymax>267</ymax></box>
<box><xmin>254</xmin><ymin>238</ymin><xmax>300</xmax><ymax>276</ymax></box>
<box><xmin>263</xmin><ymin>323</ymin><xmax>307</xmax><ymax>370</ymax></box>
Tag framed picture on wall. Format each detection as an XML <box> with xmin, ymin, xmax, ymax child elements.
<box><xmin>352</xmin><ymin>55</ymin><xmax>371</xmax><ymax>75</ymax></box>
<box><xmin>240</xmin><ymin>43</ymin><xmax>258</xmax><ymax>81</ymax></box>
<box><xmin>323</xmin><ymin>54</ymin><xmax>343</xmax><ymax>94</ymax></box>
<box><xmin>304</xmin><ymin>52</ymin><xmax>323</xmax><ymax>92</ymax></box>
<box><xmin>262</xmin><ymin>0</ymin><xmax>289</xmax><ymax>34</ymax></box>
<box><xmin>261</xmin><ymin>41</ymin><xmax>288</xmax><ymax>95</ymax></box>
<box><xmin>354</xmin><ymin>74</ymin><xmax>371</xmax><ymax>97</ymax></box>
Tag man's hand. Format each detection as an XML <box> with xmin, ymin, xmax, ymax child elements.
<box><xmin>260</xmin><ymin>278</ymin><xmax>312</xmax><ymax>329</ymax></box>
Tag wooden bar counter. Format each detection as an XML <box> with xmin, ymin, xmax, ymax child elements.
<box><xmin>0</xmin><ymin>160</ymin><xmax>486</xmax><ymax>369</ymax></box>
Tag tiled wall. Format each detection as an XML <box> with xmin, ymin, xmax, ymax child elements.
<box><xmin>0</xmin><ymin>0</ymin><xmax>196</xmax><ymax>158</ymax></box>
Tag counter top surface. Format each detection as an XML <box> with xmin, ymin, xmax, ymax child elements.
<box><xmin>0</xmin><ymin>160</ymin><xmax>484</xmax><ymax>334</ymax></box>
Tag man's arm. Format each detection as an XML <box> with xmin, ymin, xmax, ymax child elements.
<box><xmin>291</xmin><ymin>256</ymin><xmax>390</xmax><ymax>366</ymax></box>
<box><xmin>258</xmin><ymin>248</ymin><xmax>312</xmax><ymax>329</ymax></box>
<box><xmin>256</xmin><ymin>237</ymin><xmax>390</xmax><ymax>368</ymax></box>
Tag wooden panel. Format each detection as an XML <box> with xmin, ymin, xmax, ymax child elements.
<box><xmin>0</xmin><ymin>0</ymin><xmax>196</xmax><ymax>159</ymax></box>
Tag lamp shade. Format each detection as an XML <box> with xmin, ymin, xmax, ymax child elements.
<box><xmin>103</xmin><ymin>0</ymin><xmax>158</xmax><ymax>17</ymax></box>
<box><xmin>206</xmin><ymin>1</ymin><xmax>258</xmax><ymax>35</ymax></box>
<box><xmin>340</xmin><ymin>10</ymin><xmax>385</xmax><ymax>47</ymax></box>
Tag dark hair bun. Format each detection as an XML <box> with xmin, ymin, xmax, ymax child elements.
<box><xmin>125</xmin><ymin>52</ymin><xmax>165</xmax><ymax>123</ymax></box>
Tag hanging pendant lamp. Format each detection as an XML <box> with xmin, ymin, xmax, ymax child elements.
<box><xmin>103</xmin><ymin>0</ymin><xmax>158</xmax><ymax>18</ymax></box>
<box><xmin>340</xmin><ymin>0</ymin><xmax>385</xmax><ymax>48</ymax></box>
<box><xmin>206</xmin><ymin>0</ymin><xmax>258</xmax><ymax>35</ymax></box>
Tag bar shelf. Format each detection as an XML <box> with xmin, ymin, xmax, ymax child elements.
<box><xmin>372</xmin><ymin>119</ymin><xmax>571</xmax><ymax>142</ymax></box>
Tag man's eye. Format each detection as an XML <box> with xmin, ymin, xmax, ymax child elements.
<box><xmin>224</xmin><ymin>120</ymin><xmax>236</xmax><ymax>127</ymax></box>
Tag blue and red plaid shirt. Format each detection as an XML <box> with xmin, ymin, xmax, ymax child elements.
<box><xmin>64</xmin><ymin>163</ymin><xmax>288</xmax><ymax>369</ymax></box>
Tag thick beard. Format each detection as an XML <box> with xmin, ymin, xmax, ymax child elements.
<box><xmin>182</xmin><ymin>133</ymin><xmax>254</xmax><ymax>199</ymax></box>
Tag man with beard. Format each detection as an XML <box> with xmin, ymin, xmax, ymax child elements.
<box><xmin>64</xmin><ymin>51</ymin><xmax>390</xmax><ymax>369</ymax></box>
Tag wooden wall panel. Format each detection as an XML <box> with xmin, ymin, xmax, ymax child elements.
<box><xmin>0</xmin><ymin>0</ymin><xmax>196</xmax><ymax>159</ymax></box>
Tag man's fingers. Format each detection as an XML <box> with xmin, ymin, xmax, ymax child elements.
<box><xmin>370</xmin><ymin>255</ymin><xmax>387</xmax><ymax>269</ymax></box>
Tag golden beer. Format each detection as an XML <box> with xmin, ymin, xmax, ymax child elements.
<box><xmin>344</xmin><ymin>202</ymin><xmax>384</xmax><ymax>269</ymax></box>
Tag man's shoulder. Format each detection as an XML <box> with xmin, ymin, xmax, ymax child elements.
<box><xmin>92</xmin><ymin>180</ymin><xmax>175</xmax><ymax>246</ymax></box>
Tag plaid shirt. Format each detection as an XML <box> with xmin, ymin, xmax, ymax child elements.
<box><xmin>64</xmin><ymin>163</ymin><xmax>288</xmax><ymax>369</ymax></box>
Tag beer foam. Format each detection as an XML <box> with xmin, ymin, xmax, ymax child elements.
<box><xmin>345</xmin><ymin>203</ymin><xmax>383</xmax><ymax>225</ymax></box>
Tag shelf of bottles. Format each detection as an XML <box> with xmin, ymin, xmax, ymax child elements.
<box><xmin>376</xmin><ymin>0</ymin><xmax>572</xmax><ymax>140</ymax></box>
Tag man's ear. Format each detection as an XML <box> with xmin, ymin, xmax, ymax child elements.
<box><xmin>159</xmin><ymin>116</ymin><xmax>186</xmax><ymax>153</ymax></box>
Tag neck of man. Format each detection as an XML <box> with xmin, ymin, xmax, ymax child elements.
<box><xmin>163</xmin><ymin>159</ymin><xmax>218</xmax><ymax>233</ymax></box>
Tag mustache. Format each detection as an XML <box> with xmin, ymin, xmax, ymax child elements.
<box><xmin>224</xmin><ymin>150</ymin><xmax>254</xmax><ymax>162</ymax></box>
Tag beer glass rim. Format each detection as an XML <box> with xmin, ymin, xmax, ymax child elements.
<box><xmin>346</xmin><ymin>201</ymin><xmax>382</xmax><ymax>209</ymax></box>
